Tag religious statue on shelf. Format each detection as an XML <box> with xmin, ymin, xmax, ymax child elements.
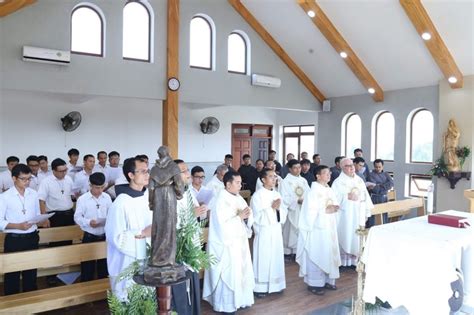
<box><xmin>444</xmin><ymin>119</ymin><xmax>461</xmax><ymax>172</ymax></box>
<box><xmin>145</xmin><ymin>146</ymin><xmax>186</xmax><ymax>284</ymax></box>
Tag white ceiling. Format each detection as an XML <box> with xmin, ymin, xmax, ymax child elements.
<box><xmin>242</xmin><ymin>0</ymin><xmax>474</xmax><ymax>99</ymax></box>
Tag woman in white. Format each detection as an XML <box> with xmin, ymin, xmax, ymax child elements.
<box><xmin>297</xmin><ymin>165</ymin><xmax>341</xmax><ymax>295</ymax></box>
<box><xmin>251</xmin><ymin>168</ymin><xmax>288</xmax><ymax>297</ymax></box>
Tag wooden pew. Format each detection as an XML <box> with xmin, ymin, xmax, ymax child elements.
<box><xmin>0</xmin><ymin>242</ymin><xmax>108</xmax><ymax>314</ymax></box>
<box><xmin>0</xmin><ymin>225</ymin><xmax>84</xmax><ymax>282</ymax></box>
<box><xmin>0</xmin><ymin>225</ymin><xmax>84</xmax><ymax>253</ymax></box>
<box><xmin>372</xmin><ymin>197</ymin><xmax>425</xmax><ymax>226</ymax></box>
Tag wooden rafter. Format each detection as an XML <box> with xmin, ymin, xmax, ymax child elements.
<box><xmin>228</xmin><ymin>0</ymin><xmax>326</xmax><ymax>104</ymax></box>
<box><xmin>163</xmin><ymin>0</ymin><xmax>180</xmax><ymax>157</ymax></box>
<box><xmin>400</xmin><ymin>0</ymin><xmax>463</xmax><ymax>89</ymax></box>
<box><xmin>297</xmin><ymin>0</ymin><xmax>384</xmax><ymax>102</ymax></box>
<box><xmin>0</xmin><ymin>0</ymin><xmax>35</xmax><ymax>18</ymax></box>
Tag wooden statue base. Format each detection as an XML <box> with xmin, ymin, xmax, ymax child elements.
<box><xmin>143</xmin><ymin>264</ymin><xmax>187</xmax><ymax>285</ymax></box>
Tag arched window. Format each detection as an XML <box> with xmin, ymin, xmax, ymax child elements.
<box><xmin>71</xmin><ymin>4</ymin><xmax>104</xmax><ymax>56</ymax></box>
<box><xmin>123</xmin><ymin>1</ymin><xmax>152</xmax><ymax>61</ymax></box>
<box><xmin>341</xmin><ymin>113</ymin><xmax>362</xmax><ymax>156</ymax></box>
<box><xmin>374</xmin><ymin>111</ymin><xmax>395</xmax><ymax>161</ymax></box>
<box><xmin>409</xmin><ymin>109</ymin><xmax>434</xmax><ymax>163</ymax></box>
<box><xmin>228</xmin><ymin>32</ymin><xmax>248</xmax><ymax>74</ymax></box>
<box><xmin>189</xmin><ymin>15</ymin><xmax>213</xmax><ymax>69</ymax></box>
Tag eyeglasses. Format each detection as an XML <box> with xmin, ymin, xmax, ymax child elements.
<box><xmin>17</xmin><ymin>176</ymin><xmax>32</xmax><ymax>182</ymax></box>
<box><xmin>134</xmin><ymin>169</ymin><xmax>150</xmax><ymax>175</ymax></box>
<box><xmin>193</xmin><ymin>176</ymin><xmax>206</xmax><ymax>180</ymax></box>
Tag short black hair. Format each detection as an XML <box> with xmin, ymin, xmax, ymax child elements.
<box><xmin>374</xmin><ymin>159</ymin><xmax>384</xmax><ymax>166</ymax></box>
<box><xmin>191</xmin><ymin>166</ymin><xmax>204</xmax><ymax>176</ymax></box>
<box><xmin>354</xmin><ymin>148</ymin><xmax>363</xmax><ymax>155</ymax></box>
<box><xmin>264</xmin><ymin>160</ymin><xmax>274</xmax><ymax>167</ymax></box>
<box><xmin>300</xmin><ymin>159</ymin><xmax>311</xmax><ymax>165</ymax></box>
<box><xmin>89</xmin><ymin>172</ymin><xmax>106</xmax><ymax>186</ymax></box>
<box><xmin>312</xmin><ymin>154</ymin><xmax>320</xmax><ymax>159</ymax></box>
<box><xmin>288</xmin><ymin>159</ymin><xmax>300</xmax><ymax>168</ymax></box>
<box><xmin>38</xmin><ymin>155</ymin><xmax>48</xmax><ymax>162</ymax></box>
<box><xmin>256</xmin><ymin>159</ymin><xmax>264</xmax><ymax>164</ymax></box>
<box><xmin>51</xmin><ymin>158</ymin><xmax>67</xmax><ymax>171</ymax></box>
<box><xmin>259</xmin><ymin>167</ymin><xmax>274</xmax><ymax>180</ymax></box>
<box><xmin>6</xmin><ymin>156</ymin><xmax>19</xmax><ymax>164</ymax></box>
<box><xmin>225</xmin><ymin>154</ymin><xmax>233</xmax><ymax>159</ymax></box>
<box><xmin>286</xmin><ymin>153</ymin><xmax>294</xmax><ymax>158</ymax></box>
<box><xmin>108</xmin><ymin>151</ymin><xmax>120</xmax><ymax>158</ymax></box>
<box><xmin>97</xmin><ymin>151</ymin><xmax>107</xmax><ymax>158</ymax></box>
<box><xmin>83</xmin><ymin>154</ymin><xmax>94</xmax><ymax>161</ymax></box>
<box><xmin>137</xmin><ymin>154</ymin><xmax>149</xmax><ymax>161</ymax></box>
<box><xmin>353</xmin><ymin>157</ymin><xmax>365</xmax><ymax>164</ymax></box>
<box><xmin>26</xmin><ymin>155</ymin><xmax>39</xmax><ymax>164</ymax></box>
<box><xmin>335</xmin><ymin>156</ymin><xmax>344</xmax><ymax>164</ymax></box>
<box><xmin>122</xmin><ymin>156</ymin><xmax>147</xmax><ymax>182</ymax></box>
<box><xmin>269</xmin><ymin>150</ymin><xmax>276</xmax><ymax>154</ymax></box>
<box><xmin>12</xmin><ymin>164</ymin><xmax>31</xmax><ymax>178</ymax></box>
<box><xmin>242</xmin><ymin>154</ymin><xmax>251</xmax><ymax>160</ymax></box>
<box><xmin>174</xmin><ymin>159</ymin><xmax>184</xmax><ymax>165</ymax></box>
<box><xmin>223</xmin><ymin>170</ymin><xmax>240</xmax><ymax>187</ymax></box>
<box><xmin>68</xmin><ymin>148</ymin><xmax>79</xmax><ymax>157</ymax></box>
<box><xmin>314</xmin><ymin>165</ymin><xmax>329</xmax><ymax>176</ymax></box>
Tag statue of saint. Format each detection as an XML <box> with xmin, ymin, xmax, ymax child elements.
<box><xmin>145</xmin><ymin>146</ymin><xmax>185</xmax><ymax>283</ymax></box>
<box><xmin>444</xmin><ymin>119</ymin><xmax>461</xmax><ymax>172</ymax></box>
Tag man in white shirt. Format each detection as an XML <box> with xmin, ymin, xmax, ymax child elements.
<box><xmin>26</xmin><ymin>155</ymin><xmax>40</xmax><ymax>191</ymax></box>
<box><xmin>38</xmin><ymin>158</ymin><xmax>75</xmax><ymax>237</ymax></box>
<box><xmin>74</xmin><ymin>172</ymin><xmax>112</xmax><ymax>282</ymax></box>
<box><xmin>190</xmin><ymin>165</ymin><xmax>213</xmax><ymax>222</ymax></box>
<box><xmin>280</xmin><ymin>159</ymin><xmax>310</xmax><ymax>258</ymax></box>
<box><xmin>66</xmin><ymin>148</ymin><xmax>82</xmax><ymax>179</ymax></box>
<box><xmin>332</xmin><ymin>158</ymin><xmax>374</xmax><ymax>267</ymax></box>
<box><xmin>0</xmin><ymin>164</ymin><xmax>48</xmax><ymax>294</ymax></box>
<box><xmin>0</xmin><ymin>156</ymin><xmax>19</xmax><ymax>193</ymax></box>
<box><xmin>37</xmin><ymin>155</ymin><xmax>52</xmax><ymax>184</ymax></box>
<box><xmin>73</xmin><ymin>154</ymin><xmax>95</xmax><ymax>196</ymax></box>
<box><xmin>251</xmin><ymin>168</ymin><xmax>287</xmax><ymax>297</ymax></box>
<box><xmin>93</xmin><ymin>151</ymin><xmax>109</xmax><ymax>175</ymax></box>
<box><xmin>105</xmin><ymin>151</ymin><xmax>122</xmax><ymax>199</ymax></box>
<box><xmin>207</xmin><ymin>164</ymin><xmax>228</xmax><ymax>201</ymax></box>
<box><xmin>105</xmin><ymin>156</ymin><xmax>152</xmax><ymax>301</ymax></box>
<box><xmin>203</xmin><ymin>170</ymin><xmax>255</xmax><ymax>313</ymax></box>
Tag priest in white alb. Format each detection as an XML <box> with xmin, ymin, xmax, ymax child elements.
<box><xmin>250</xmin><ymin>168</ymin><xmax>287</xmax><ymax>297</ymax></box>
<box><xmin>203</xmin><ymin>170</ymin><xmax>255</xmax><ymax>313</ymax></box>
<box><xmin>105</xmin><ymin>156</ymin><xmax>152</xmax><ymax>301</ymax></box>
<box><xmin>331</xmin><ymin>158</ymin><xmax>373</xmax><ymax>266</ymax></box>
<box><xmin>280</xmin><ymin>159</ymin><xmax>310</xmax><ymax>256</ymax></box>
<box><xmin>297</xmin><ymin>165</ymin><xmax>341</xmax><ymax>295</ymax></box>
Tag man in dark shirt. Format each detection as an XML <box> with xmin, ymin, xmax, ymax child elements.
<box><xmin>329</xmin><ymin>156</ymin><xmax>344</xmax><ymax>186</ymax></box>
<box><xmin>238</xmin><ymin>154</ymin><xmax>258</xmax><ymax>193</ymax></box>
<box><xmin>269</xmin><ymin>150</ymin><xmax>282</xmax><ymax>174</ymax></box>
<box><xmin>300</xmin><ymin>159</ymin><xmax>315</xmax><ymax>187</ymax></box>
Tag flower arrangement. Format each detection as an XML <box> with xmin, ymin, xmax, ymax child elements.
<box><xmin>429</xmin><ymin>156</ymin><xmax>449</xmax><ymax>177</ymax></box>
<box><xmin>456</xmin><ymin>146</ymin><xmax>471</xmax><ymax>171</ymax></box>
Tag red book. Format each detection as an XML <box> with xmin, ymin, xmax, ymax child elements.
<box><xmin>428</xmin><ymin>214</ymin><xmax>470</xmax><ymax>228</ymax></box>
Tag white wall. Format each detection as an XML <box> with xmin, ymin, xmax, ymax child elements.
<box><xmin>436</xmin><ymin>75</ymin><xmax>474</xmax><ymax>212</ymax></box>
<box><xmin>0</xmin><ymin>90</ymin><xmax>162</xmax><ymax>164</ymax></box>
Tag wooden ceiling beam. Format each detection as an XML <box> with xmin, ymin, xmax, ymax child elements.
<box><xmin>297</xmin><ymin>0</ymin><xmax>384</xmax><ymax>102</ymax></box>
<box><xmin>400</xmin><ymin>0</ymin><xmax>463</xmax><ymax>89</ymax></box>
<box><xmin>228</xmin><ymin>0</ymin><xmax>326</xmax><ymax>104</ymax></box>
<box><xmin>0</xmin><ymin>0</ymin><xmax>36</xmax><ymax>18</ymax></box>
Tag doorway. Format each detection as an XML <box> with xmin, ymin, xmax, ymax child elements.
<box><xmin>231</xmin><ymin>124</ymin><xmax>273</xmax><ymax>170</ymax></box>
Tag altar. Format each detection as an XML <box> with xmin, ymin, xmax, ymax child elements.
<box><xmin>362</xmin><ymin>210</ymin><xmax>473</xmax><ymax>315</ymax></box>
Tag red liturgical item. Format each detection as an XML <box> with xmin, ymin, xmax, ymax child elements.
<box><xmin>428</xmin><ymin>214</ymin><xmax>470</xmax><ymax>228</ymax></box>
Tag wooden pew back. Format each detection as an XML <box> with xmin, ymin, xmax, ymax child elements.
<box><xmin>372</xmin><ymin>198</ymin><xmax>425</xmax><ymax>226</ymax></box>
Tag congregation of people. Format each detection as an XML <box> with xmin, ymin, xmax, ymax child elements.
<box><xmin>0</xmin><ymin>147</ymin><xmax>394</xmax><ymax>314</ymax></box>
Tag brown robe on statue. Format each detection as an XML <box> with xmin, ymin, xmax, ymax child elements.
<box><xmin>148</xmin><ymin>156</ymin><xmax>184</xmax><ymax>267</ymax></box>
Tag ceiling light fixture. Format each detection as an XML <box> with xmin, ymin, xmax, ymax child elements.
<box><xmin>421</xmin><ymin>32</ymin><xmax>431</xmax><ymax>41</ymax></box>
<box><xmin>340</xmin><ymin>52</ymin><xmax>348</xmax><ymax>58</ymax></box>
<box><xmin>448</xmin><ymin>76</ymin><xmax>457</xmax><ymax>84</ymax></box>
<box><xmin>307</xmin><ymin>10</ymin><xmax>315</xmax><ymax>18</ymax></box>
<box><xmin>368</xmin><ymin>88</ymin><xmax>375</xmax><ymax>94</ymax></box>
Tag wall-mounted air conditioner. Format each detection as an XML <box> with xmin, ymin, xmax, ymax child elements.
<box><xmin>23</xmin><ymin>46</ymin><xmax>70</xmax><ymax>65</ymax></box>
<box><xmin>251</xmin><ymin>73</ymin><xmax>281</xmax><ymax>88</ymax></box>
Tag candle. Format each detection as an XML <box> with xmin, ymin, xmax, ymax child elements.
<box><xmin>359</xmin><ymin>200</ymin><xmax>366</xmax><ymax>228</ymax></box>
<box><xmin>135</xmin><ymin>237</ymin><xmax>146</xmax><ymax>260</ymax></box>
<box><xmin>427</xmin><ymin>182</ymin><xmax>434</xmax><ymax>214</ymax></box>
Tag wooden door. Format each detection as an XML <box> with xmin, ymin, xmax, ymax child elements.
<box><xmin>232</xmin><ymin>124</ymin><xmax>272</xmax><ymax>169</ymax></box>
<box><xmin>252</xmin><ymin>138</ymin><xmax>269</xmax><ymax>163</ymax></box>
